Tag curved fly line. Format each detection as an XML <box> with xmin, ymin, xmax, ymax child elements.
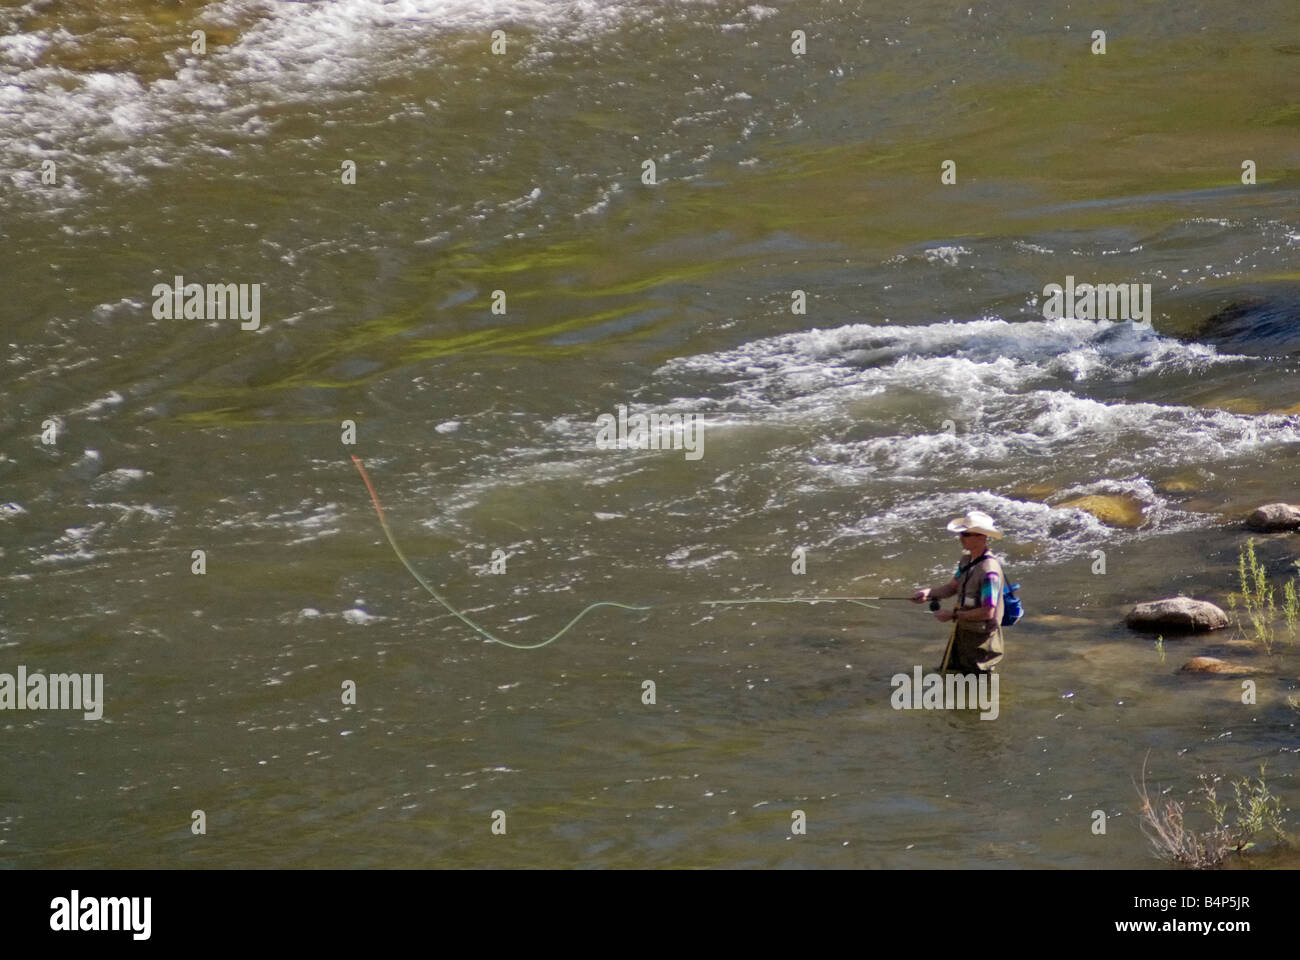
<box><xmin>351</xmin><ymin>455</ymin><xmax>883</xmax><ymax>649</ymax></box>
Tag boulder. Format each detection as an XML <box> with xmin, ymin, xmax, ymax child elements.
<box><xmin>1125</xmin><ymin>597</ymin><xmax>1229</xmax><ymax>633</ymax></box>
<box><xmin>1245</xmin><ymin>503</ymin><xmax>1300</xmax><ymax>532</ymax></box>
<box><xmin>1058</xmin><ymin>494</ymin><xmax>1146</xmax><ymax>528</ymax></box>
<box><xmin>1180</xmin><ymin>656</ymin><xmax>1258</xmax><ymax>676</ymax></box>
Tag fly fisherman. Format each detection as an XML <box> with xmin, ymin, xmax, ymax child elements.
<box><xmin>910</xmin><ymin>511</ymin><xmax>1005</xmax><ymax>673</ymax></box>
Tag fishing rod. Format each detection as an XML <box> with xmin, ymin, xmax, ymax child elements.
<box><xmin>703</xmin><ymin>596</ymin><xmax>917</xmax><ymax>603</ymax></box>
<box><xmin>698</xmin><ymin>596</ymin><xmax>929</xmax><ymax>609</ymax></box>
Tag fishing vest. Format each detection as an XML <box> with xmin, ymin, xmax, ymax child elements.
<box><xmin>955</xmin><ymin>551</ymin><xmax>1004</xmax><ymax>635</ymax></box>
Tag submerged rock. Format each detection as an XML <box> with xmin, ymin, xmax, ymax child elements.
<box><xmin>1031</xmin><ymin>614</ymin><xmax>1095</xmax><ymax>628</ymax></box>
<box><xmin>1156</xmin><ymin>476</ymin><xmax>1200</xmax><ymax>494</ymax></box>
<box><xmin>1126</xmin><ymin>597</ymin><xmax>1229</xmax><ymax>633</ymax></box>
<box><xmin>1217</xmin><ymin>638</ymin><xmax>1262</xmax><ymax>650</ymax></box>
<box><xmin>1246</xmin><ymin>503</ymin><xmax>1300</xmax><ymax>531</ymax></box>
<box><xmin>1204</xmin><ymin>396</ymin><xmax>1265</xmax><ymax>414</ymax></box>
<box><xmin>1180</xmin><ymin>656</ymin><xmax>1258</xmax><ymax>676</ymax></box>
<box><xmin>1058</xmin><ymin>493</ymin><xmax>1146</xmax><ymax>528</ymax></box>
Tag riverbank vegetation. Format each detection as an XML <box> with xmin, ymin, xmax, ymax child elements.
<box><xmin>1225</xmin><ymin>539</ymin><xmax>1300</xmax><ymax>654</ymax></box>
<box><xmin>1136</xmin><ymin>755</ymin><xmax>1288</xmax><ymax>868</ymax></box>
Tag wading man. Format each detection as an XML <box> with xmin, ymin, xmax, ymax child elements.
<box><xmin>910</xmin><ymin>511</ymin><xmax>1005</xmax><ymax>673</ymax></box>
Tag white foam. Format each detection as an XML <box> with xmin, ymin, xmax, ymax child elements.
<box><xmin>71</xmin><ymin>391</ymin><xmax>125</xmax><ymax>418</ymax></box>
<box><xmin>497</xmin><ymin>316</ymin><xmax>1284</xmax><ymax>566</ymax></box>
<box><xmin>35</xmin><ymin>523</ymin><xmax>106</xmax><ymax>565</ymax></box>
<box><xmin>923</xmin><ymin>245</ymin><xmax>969</xmax><ymax>266</ymax></box>
<box><xmin>661</xmin><ymin>316</ymin><xmax>1239</xmax><ymax>389</ymax></box>
<box><xmin>1</xmin><ymin>0</ymin><xmax>719</xmax><ymax>197</ymax></box>
<box><xmin>89</xmin><ymin>467</ymin><xmax>146</xmax><ymax>491</ymax></box>
<box><xmin>517</xmin><ymin>318</ymin><xmax>1285</xmax><ymax>517</ymax></box>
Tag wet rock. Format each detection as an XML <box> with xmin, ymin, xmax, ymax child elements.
<box><xmin>1156</xmin><ymin>477</ymin><xmax>1199</xmax><ymax>494</ymax></box>
<box><xmin>1126</xmin><ymin>597</ymin><xmax>1229</xmax><ymax>633</ymax></box>
<box><xmin>1246</xmin><ymin>503</ymin><xmax>1300</xmax><ymax>532</ymax></box>
<box><xmin>1058</xmin><ymin>494</ymin><xmax>1146</xmax><ymax>528</ymax></box>
<box><xmin>1180</xmin><ymin>656</ymin><xmax>1258</xmax><ymax>676</ymax></box>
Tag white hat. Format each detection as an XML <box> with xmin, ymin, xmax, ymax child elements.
<box><xmin>946</xmin><ymin>510</ymin><xmax>1003</xmax><ymax>539</ymax></box>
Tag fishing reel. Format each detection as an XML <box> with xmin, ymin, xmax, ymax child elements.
<box><xmin>929</xmin><ymin>599</ymin><xmax>941</xmax><ymax>611</ymax></box>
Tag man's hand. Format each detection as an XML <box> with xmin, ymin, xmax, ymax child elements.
<box><xmin>934</xmin><ymin>608</ymin><xmax>956</xmax><ymax>622</ymax></box>
<box><xmin>911</xmin><ymin>588</ymin><xmax>931</xmax><ymax>604</ymax></box>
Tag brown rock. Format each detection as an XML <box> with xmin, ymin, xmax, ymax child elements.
<box><xmin>1125</xmin><ymin>597</ymin><xmax>1229</xmax><ymax>633</ymax></box>
<box><xmin>1058</xmin><ymin>494</ymin><xmax>1146</xmax><ymax>528</ymax></box>
<box><xmin>1180</xmin><ymin>656</ymin><xmax>1258</xmax><ymax>676</ymax></box>
<box><xmin>1245</xmin><ymin>503</ymin><xmax>1300</xmax><ymax>532</ymax></box>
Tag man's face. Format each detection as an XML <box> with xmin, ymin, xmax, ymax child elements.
<box><xmin>959</xmin><ymin>531</ymin><xmax>986</xmax><ymax>553</ymax></box>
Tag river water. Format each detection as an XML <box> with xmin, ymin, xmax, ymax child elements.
<box><xmin>2</xmin><ymin>0</ymin><xmax>1299</xmax><ymax>868</ymax></box>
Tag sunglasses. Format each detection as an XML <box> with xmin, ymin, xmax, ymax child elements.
<box><xmin>958</xmin><ymin>531</ymin><xmax>983</xmax><ymax>538</ymax></box>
